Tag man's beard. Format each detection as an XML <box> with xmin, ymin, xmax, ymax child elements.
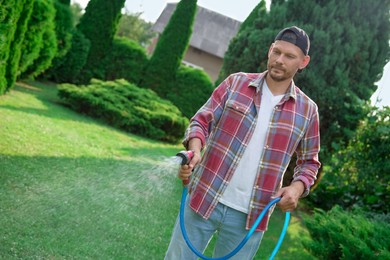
<box><xmin>268</xmin><ymin>63</ymin><xmax>295</xmax><ymax>82</ymax></box>
<box><xmin>268</xmin><ymin>64</ymin><xmax>288</xmax><ymax>81</ymax></box>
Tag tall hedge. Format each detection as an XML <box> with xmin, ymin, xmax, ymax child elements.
<box><xmin>21</xmin><ymin>17</ymin><xmax>58</xmax><ymax>79</ymax></box>
<box><xmin>0</xmin><ymin>0</ymin><xmax>30</xmax><ymax>94</ymax></box>
<box><xmin>49</xmin><ymin>29</ymin><xmax>91</xmax><ymax>83</ymax></box>
<box><xmin>43</xmin><ymin>0</ymin><xmax>74</xmax><ymax>79</ymax></box>
<box><xmin>4</xmin><ymin>0</ymin><xmax>34</xmax><ymax>91</ymax></box>
<box><xmin>167</xmin><ymin>66</ymin><xmax>214</xmax><ymax>118</ymax></box>
<box><xmin>104</xmin><ymin>37</ymin><xmax>148</xmax><ymax>84</ymax></box>
<box><xmin>18</xmin><ymin>0</ymin><xmax>57</xmax><ymax>79</ymax></box>
<box><xmin>140</xmin><ymin>0</ymin><xmax>197</xmax><ymax>97</ymax></box>
<box><xmin>76</xmin><ymin>0</ymin><xmax>126</xmax><ymax>83</ymax></box>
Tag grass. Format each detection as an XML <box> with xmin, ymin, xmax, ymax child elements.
<box><xmin>0</xmin><ymin>81</ymin><xmax>314</xmax><ymax>259</ymax></box>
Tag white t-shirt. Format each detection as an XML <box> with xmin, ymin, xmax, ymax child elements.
<box><xmin>219</xmin><ymin>82</ymin><xmax>284</xmax><ymax>213</ymax></box>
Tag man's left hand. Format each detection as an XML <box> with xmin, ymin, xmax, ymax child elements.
<box><xmin>272</xmin><ymin>181</ymin><xmax>305</xmax><ymax>212</ymax></box>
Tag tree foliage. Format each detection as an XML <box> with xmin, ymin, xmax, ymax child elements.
<box><xmin>69</xmin><ymin>2</ymin><xmax>83</xmax><ymax>26</ymax></box>
<box><xmin>0</xmin><ymin>0</ymin><xmax>32</xmax><ymax>94</ymax></box>
<box><xmin>76</xmin><ymin>0</ymin><xmax>126</xmax><ymax>83</ymax></box>
<box><xmin>18</xmin><ymin>0</ymin><xmax>57</xmax><ymax>79</ymax></box>
<box><xmin>4</xmin><ymin>0</ymin><xmax>34</xmax><ymax>91</ymax></box>
<box><xmin>104</xmin><ymin>37</ymin><xmax>149</xmax><ymax>84</ymax></box>
<box><xmin>167</xmin><ymin>65</ymin><xmax>214</xmax><ymax>118</ymax></box>
<box><xmin>43</xmin><ymin>0</ymin><xmax>74</xmax><ymax>79</ymax></box>
<box><xmin>116</xmin><ymin>10</ymin><xmax>155</xmax><ymax>47</ymax></box>
<box><xmin>49</xmin><ymin>29</ymin><xmax>91</xmax><ymax>83</ymax></box>
<box><xmin>310</xmin><ymin>106</ymin><xmax>390</xmax><ymax>213</ymax></box>
<box><xmin>303</xmin><ymin>206</ymin><xmax>390</xmax><ymax>259</ymax></box>
<box><xmin>220</xmin><ymin>0</ymin><xmax>390</xmax><ymax>161</ymax></box>
<box><xmin>140</xmin><ymin>0</ymin><xmax>198</xmax><ymax>97</ymax></box>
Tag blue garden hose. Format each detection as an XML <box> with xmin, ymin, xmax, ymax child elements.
<box><xmin>180</xmin><ymin>186</ymin><xmax>290</xmax><ymax>260</ymax></box>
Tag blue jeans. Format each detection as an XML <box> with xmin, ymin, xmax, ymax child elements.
<box><xmin>165</xmin><ymin>198</ymin><xmax>264</xmax><ymax>259</ymax></box>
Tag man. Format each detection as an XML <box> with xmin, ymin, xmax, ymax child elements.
<box><xmin>165</xmin><ymin>26</ymin><xmax>321</xmax><ymax>259</ymax></box>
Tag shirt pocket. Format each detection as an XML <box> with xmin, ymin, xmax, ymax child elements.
<box><xmin>218</xmin><ymin>100</ymin><xmax>250</xmax><ymax>135</ymax></box>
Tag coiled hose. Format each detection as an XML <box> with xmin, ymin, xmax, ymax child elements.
<box><xmin>180</xmin><ymin>186</ymin><xmax>290</xmax><ymax>260</ymax></box>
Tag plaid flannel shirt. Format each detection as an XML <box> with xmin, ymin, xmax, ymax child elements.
<box><xmin>183</xmin><ymin>71</ymin><xmax>321</xmax><ymax>231</ymax></box>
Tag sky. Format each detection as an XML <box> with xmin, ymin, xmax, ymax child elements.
<box><xmin>71</xmin><ymin>0</ymin><xmax>270</xmax><ymax>22</ymax></box>
<box><xmin>71</xmin><ymin>0</ymin><xmax>389</xmax><ymax>107</ymax></box>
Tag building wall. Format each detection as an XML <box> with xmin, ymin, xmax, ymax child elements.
<box><xmin>183</xmin><ymin>46</ymin><xmax>222</xmax><ymax>83</ymax></box>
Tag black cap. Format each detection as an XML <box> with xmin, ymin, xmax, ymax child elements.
<box><xmin>274</xmin><ymin>26</ymin><xmax>310</xmax><ymax>55</ymax></box>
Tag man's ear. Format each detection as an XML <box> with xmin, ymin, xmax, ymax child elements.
<box><xmin>268</xmin><ymin>43</ymin><xmax>274</xmax><ymax>58</ymax></box>
<box><xmin>300</xmin><ymin>55</ymin><xmax>311</xmax><ymax>70</ymax></box>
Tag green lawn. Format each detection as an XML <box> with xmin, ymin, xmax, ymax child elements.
<box><xmin>0</xmin><ymin>81</ymin><xmax>314</xmax><ymax>259</ymax></box>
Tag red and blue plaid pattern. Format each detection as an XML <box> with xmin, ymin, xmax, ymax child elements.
<box><xmin>183</xmin><ymin>72</ymin><xmax>320</xmax><ymax>231</ymax></box>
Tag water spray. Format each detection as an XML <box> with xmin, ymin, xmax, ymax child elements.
<box><xmin>174</xmin><ymin>150</ymin><xmax>290</xmax><ymax>259</ymax></box>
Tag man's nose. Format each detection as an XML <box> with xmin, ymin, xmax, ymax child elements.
<box><xmin>275</xmin><ymin>55</ymin><xmax>285</xmax><ymax>64</ymax></box>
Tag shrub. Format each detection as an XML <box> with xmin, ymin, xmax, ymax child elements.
<box><xmin>309</xmin><ymin>106</ymin><xmax>390</xmax><ymax>213</ymax></box>
<box><xmin>75</xmin><ymin>0</ymin><xmax>126</xmax><ymax>83</ymax></box>
<box><xmin>58</xmin><ymin>79</ymin><xmax>188</xmax><ymax>143</ymax></box>
<box><xmin>43</xmin><ymin>0</ymin><xmax>73</xmax><ymax>79</ymax></box>
<box><xmin>166</xmin><ymin>65</ymin><xmax>214</xmax><ymax>118</ymax></box>
<box><xmin>104</xmin><ymin>37</ymin><xmax>148</xmax><ymax>84</ymax></box>
<box><xmin>303</xmin><ymin>206</ymin><xmax>390</xmax><ymax>259</ymax></box>
<box><xmin>50</xmin><ymin>29</ymin><xmax>91</xmax><ymax>83</ymax></box>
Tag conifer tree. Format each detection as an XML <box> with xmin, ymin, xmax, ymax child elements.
<box><xmin>140</xmin><ymin>0</ymin><xmax>198</xmax><ymax>97</ymax></box>
<box><xmin>42</xmin><ymin>0</ymin><xmax>74</xmax><ymax>81</ymax></box>
<box><xmin>0</xmin><ymin>0</ymin><xmax>32</xmax><ymax>94</ymax></box>
<box><xmin>18</xmin><ymin>0</ymin><xmax>57</xmax><ymax>78</ymax></box>
<box><xmin>220</xmin><ymin>0</ymin><xmax>390</xmax><ymax>159</ymax></box>
<box><xmin>5</xmin><ymin>0</ymin><xmax>34</xmax><ymax>91</ymax></box>
<box><xmin>76</xmin><ymin>0</ymin><xmax>126</xmax><ymax>83</ymax></box>
<box><xmin>216</xmin><ymin>0</ymin><xmax>268</xmax><ymax>85</ymax></box>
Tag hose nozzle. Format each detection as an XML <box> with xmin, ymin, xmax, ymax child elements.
<box><xmin>176</xmin><ymin>150</ymin><xmax>194</xmax><ymax>186</ymax></box>
<box><xmin>175</xmin><ymin>150</ymin><xmax>194</xmax><ymax>166</ymax></box>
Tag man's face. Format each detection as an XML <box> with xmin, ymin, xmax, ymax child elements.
<box><xmin>267</xmin><ymin>40</ymin><xmax>309</xmax><ymax>82</ymax></box>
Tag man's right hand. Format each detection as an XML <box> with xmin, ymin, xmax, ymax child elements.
<box><xmin>178</xmin><ymin>151</ymin><xmax>201</xmax><ymax>181</ymax></box>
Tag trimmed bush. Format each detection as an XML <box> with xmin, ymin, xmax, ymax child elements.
<box><xmin>76</xmin><ymin>0</ymin><xmax>126</xmax><ymax>83</ymax></box>
<box><xmin>43</xmin><ymin>0</ymin><xmax>73</xmax><ymax>79</ymax></box>
<box><xmin>167</xmin><ymin>65</ymin><xmax>214</xmax><ymax>118</ymax></box>
<box><xmin>50</xmin><ymin>29</ymin><xmax>91</xmax><ymax>83</ymax></box>
<box><xmin>104</xmin><ymin>37</ymin><xmax>148</xmax><ymax>84</ymax></box>
<box><xmin>18</xmin><ymin>0</ymin><xmax>57</xmax><ymax>78</ymax></box>
<box><xmin>303</xmin><ymin>206</ymin><xmax>390</xmax><ymax>259</ymax></box>
<box><xmin>58</xmin><ymin>79</ymin><xmax>188</xmax><ymax>143</ymax></box>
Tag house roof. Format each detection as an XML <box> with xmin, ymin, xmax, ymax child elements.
<box><xmin>152</xmin><ymin>3</ymin><xmax>241</xmax><ymax>58</ymax></box>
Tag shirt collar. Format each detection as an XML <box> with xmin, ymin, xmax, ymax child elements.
<box><xmin>248</xmin><ymin>71</ymin><xmax>297</xmax><ymax>101</ymax></box>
